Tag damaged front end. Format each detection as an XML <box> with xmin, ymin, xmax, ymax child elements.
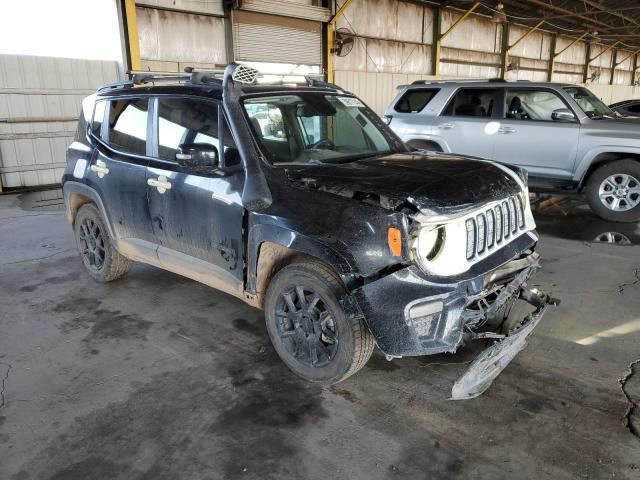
<box><xmin>451</xmin><ymin>262</ymin><xmax>558</xmax><ymax>400</ymax></box>
<box><xmin>353</xmin><ymin>244</ymin><xmax>556</xmax><ymax>400</ymax></box>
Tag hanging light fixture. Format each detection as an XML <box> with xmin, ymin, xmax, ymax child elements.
<box><xmin>491</xmin><ymin>2</ymin><xmax>507</xmax><ymax>24</ymax></box>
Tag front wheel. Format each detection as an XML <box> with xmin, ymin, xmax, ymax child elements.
<box><xmin>264</xmin><ymin>260</ymin><xmax>375</xmax><ymax>385</ymax></box>
<box><xmin>585</xmin><ymin>160</ymin><xmax>640</xmax><ymax>222</ymax></box>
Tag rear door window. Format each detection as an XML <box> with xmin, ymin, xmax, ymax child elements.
<box><xmin>394</xmin><ymin>89</ymin><xmax>439</xmax><ymax>113</ymax></box>
<box><xmin>106</xmin><ymin>98</ymin><xmax>149</xmax><ymax>156</ymax></box>
<box><xmin>442</xmin><ymin>88</ymin><xmax>497</xmax><ymax>117</ymax></box>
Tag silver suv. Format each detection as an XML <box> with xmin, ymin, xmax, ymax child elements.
<box><xmin>385</xmin><ymin>80</ymin><xmax>640</xmax><ymax>223</ymax></box>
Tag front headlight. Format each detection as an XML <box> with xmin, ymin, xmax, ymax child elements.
<box><xmin>411</xmin><ymin>225</ymin><xmax>445</xmax><ymax>266</ymax></box>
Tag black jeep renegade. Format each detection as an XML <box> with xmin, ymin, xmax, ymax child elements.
<box><xmin>63</xmin><ymin>64</ymin><xmax>553</xmax><ymax>399</ymax></box>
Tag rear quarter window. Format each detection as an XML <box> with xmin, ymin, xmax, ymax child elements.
<box><xmin>91</xmin><ymin>100</ymin><xmax>106</xmax><ymax>138</ymax></box>
<box><xmin>394</xmin><ymin>89</ymin><xmax>439</xmax><ymax>113</ymax></box>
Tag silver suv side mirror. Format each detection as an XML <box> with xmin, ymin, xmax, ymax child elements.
<box><xmin>551</xmin><ymin>108</ymin><xmax>577</xmax><ymax>123</ymax></box>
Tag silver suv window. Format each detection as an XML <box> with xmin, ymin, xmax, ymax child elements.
<box><xmin>442</xmin><ymin>88</ymin><xmax>496</xmax><ymax>117</ymax></box>
<box><xmin>505</xmin><ymin>89</ymin><xmax>568</xmax><ymax>121</ymax></box>
<box><xmin>394</xmin><ymin>89</ymin><xmax>439</xmax><ymax>113</ymax></box>
<box><xmin>564</xmin><ymin>86</ymin><xmax>616</xmax><ymax>119</ymax></box>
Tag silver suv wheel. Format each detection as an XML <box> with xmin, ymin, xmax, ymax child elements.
<box><xmin>598</xmin><ymin>173</ymin><xmax>640</xmax><ymax>211</ymax></box>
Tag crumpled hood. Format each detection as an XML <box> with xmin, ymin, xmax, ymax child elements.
<box><xmin>284</xmin><ymin>152</ymin><xmax>524</xmax><ymax>214</ymax></box>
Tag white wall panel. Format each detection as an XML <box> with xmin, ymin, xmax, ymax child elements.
<box><xmin>0</xmin><ymin>54</ymin><xmax>118</xmax><ymax>189</ymax></box>
<box><xmin>441</xmin><ymin>10</ymin><xmax>501</xmax><ymax>53</ymax></box>
<box><xmin>137</xmin><ymin>0</ymin><xmax>224</xmax><ymax>16</ymax></box>
<box><xmin>590</xmin><ymin>44</ymin><xmax>614</xmax><ymax>68</ymax></box>
<box><xmin>555</xmin><ymin>37</ymin><xmax>587</xmax><ymax>65</ymax></box>
<box><xmin>137</xmin><ymin>7</ymin><xmax>227</xmax><ymax>67</ymax></box>
<box><xmin>336</xmin><ymin>0</ymin><xmax>427</xmax><ymax>44</ymax></box>
<box><xmin>508</xmin><ymin>26</ymin><xmax>551</xmax><ymax>60</ymax></box>
<box><xmin>240</xmin><ymin>0</ymin><xmax>331</xmax><ymax>22</ymax></box>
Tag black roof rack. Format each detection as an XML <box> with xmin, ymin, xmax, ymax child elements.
<box><xmin>97</xmin><ymin>65</ymin><xmax>341</xmax><ymax>95</ymax></box>
<box><xmin>96</xmin><ymin>80</ymin><xmax>135</xmax><ymax>93</ymax></box>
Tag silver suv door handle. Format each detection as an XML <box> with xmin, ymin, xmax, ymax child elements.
<box><xmin>438</xmin><ymin>123</ymin><xmax>454</xmax><ymax>130</ymax></box>
<box><xmin>147</xmin><ymin>175</ymin><xmax>172</xmax><ymax>194</ymax></box>
<box><xmin>498</xmin><ymin>126</ymin><xmax>517</xmax><ymax>134</ymax></box>
<box><xmin>90</xmin><ymin>160</ymin><xmax>110</xmax><ymax>178</ymax></box>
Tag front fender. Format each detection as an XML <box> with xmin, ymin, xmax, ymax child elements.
<box><xmin>574</xmin><ymin>146</ymin><xmax>640</xmax><ymax>184</ymax></box>
<box><xmin>406</xmin><ymin>134</ymin><xmax>451</xmax><ymax>152</ymax></box>
<box><xmin>246</xmin><ymin>222</ymin><xmax>354</xmax><ymax>295</ymax></box>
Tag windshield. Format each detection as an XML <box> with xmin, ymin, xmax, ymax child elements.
<box><xmin>243</xmin><ymin>93</ymin><xmax>406</xmax><ymax>164</ymax></box>
<box><xmin>563</xmin><ymin>87</ymin><xmax>616</xmax><ymax>119</ymax></box>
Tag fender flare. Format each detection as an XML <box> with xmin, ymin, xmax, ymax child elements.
<box><xmin>246</xmin><ymin>222</ymin><xmax>353</xmax><ymax>295</ymax></box>
<box><xmin>400</xmin><ymin>134</ymin><xmax>450</xmax><ymax>152</ymax></box>
<box><xmin>574</xmin><ymin>146</ymin><xmax>640</xmax><ymax>185</ymax></box>
<box><xmin>62</xmin><ymin>181</ymin><xmax>116</xmax><ymax>240</ymax></box>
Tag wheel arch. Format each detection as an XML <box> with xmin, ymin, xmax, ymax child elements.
<box><xmin>246</xmin><ymin>224</ymin><xmax>353</xmax><ymax>309</ymax></box>
<box><xmin>63</xmin><ymin>181</ymin><xmax>116</xmax><ymax>239</ymax></box>
<box><xmin>577</xmin><ymin>151</ymin><xmax>640</xmax><ymax>190</ymax></box>
<box><xmin>403</xmin><ymin>135</ymin><xmax>451</xmax><ymax>152</ymax></box>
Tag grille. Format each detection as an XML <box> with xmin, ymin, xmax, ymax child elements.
<box><xmin>466</xmin><ymin>195</ymin><xmax>527</xmax><ymax>260</ymax></box>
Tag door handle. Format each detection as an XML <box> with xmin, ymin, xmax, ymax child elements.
<box><xmin>438</xmin><ymin>123</ymin><xmax>454</xmax><ymax>130</ymax></box>
<box><xmin>90</xmin><ymin>160</ymin><xmax>110</xmax><ymax>178</ymax></box>
<box><xmin>147</xmin><ymin>175</ymin><xmax>172</xmax><ymax>194</ymax></box>
<box><xmin>498</xmin><ymin>127</ymin><xmax>517</xmax><ymax>134</ymax></box>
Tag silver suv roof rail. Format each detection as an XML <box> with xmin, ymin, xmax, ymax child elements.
<box><xmin>410</xmin><ymin>78</ymin><xmax>508</xmax><ymax>85</ymax></box>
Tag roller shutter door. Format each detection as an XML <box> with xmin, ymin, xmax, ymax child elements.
<box><xmin>233</xmin><ymin>10</ymin><xmax>322</xmax><ymax>66</ymax></box>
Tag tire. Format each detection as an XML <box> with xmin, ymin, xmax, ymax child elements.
<box><xmin>585</xmin><ymin>160</ymin><xmax>640</xmax><ymax>222</ymax></box>
<box><xmin>264</xmin><ymin>260</ymin><xmax>375</xmax><ymax>385</ymax></box>
<box><xmin>73</xmin><ymin>203</ymin><xmax>131</xmax><ymax>282</ymax></box>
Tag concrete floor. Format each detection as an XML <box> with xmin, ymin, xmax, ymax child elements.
<box><xmin>1</xmin><ymin>190</ymin><xmax>639</xmax><ymax>480</ymax></box>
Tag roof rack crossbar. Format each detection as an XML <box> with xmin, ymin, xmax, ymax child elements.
<box><xmin>116</xmin><ymin>65</ymin><xmax>337</xmax><ymax>91</ymax></box>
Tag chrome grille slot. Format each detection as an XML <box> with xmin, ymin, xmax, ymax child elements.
<box><xmin>465</xmin><ymin>194</ymin><xmax>528</xmax><ymax>260</ymax></box>
<box><xmin>495</xmin><ymin>205</ymin><xmax>503</xmax><ymax>243</ymax></box>
<box><xmin>486</xmin><ymin>209</ymin><xmax>495</xmax><ymax>248</ymax></box>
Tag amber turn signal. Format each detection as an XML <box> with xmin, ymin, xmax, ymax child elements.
<box><xmin>387</xmin><ymin>227</ymin><xmax>402</xmax><ymax>256</ymax></box>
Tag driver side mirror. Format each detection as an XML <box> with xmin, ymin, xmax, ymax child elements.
<box><xmin>551</xmin><ymin>108</ymin><xmax>577</xmax><ymax>123</ymax></box>
<box><xmin>176</xmin><ymin>143</ymin><xmax>218</xmax><ymax>169</ymax></box>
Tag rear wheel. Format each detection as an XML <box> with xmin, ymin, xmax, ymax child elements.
<box><xmin>264</xmin><ymin>260</ymin><xmax>375</xmax><ymax>385</ymax></box>
<box><xmin>586</xmin><ymin>160</ymin><xmax>640</xmax><ymax>222</ymax></box>
<box><xmin>74</xmin><ymin>204</ymin><xmax>131</xmax><ymax>282</ymax></box>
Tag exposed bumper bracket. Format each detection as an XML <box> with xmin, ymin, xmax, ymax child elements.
<box><xmin>450</xmin><ymin>289</ymin><xmax>558</xmax><ymax>400</ymax></box>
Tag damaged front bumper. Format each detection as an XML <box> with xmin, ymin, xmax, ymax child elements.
<box><xmin>451</xmin><ymin>288</ymin><xmax>553</xmax><ymax>400</ymax></box>
<box><xmin>351</xmin><ymin>236</ymin><xmax>556</xmax><ymax>398</ymax></box>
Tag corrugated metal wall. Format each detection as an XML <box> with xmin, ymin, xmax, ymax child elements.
<box><xmin>0</xmin><ymin>54</ymin><xmax>119</xmax><ymax>189</ymax></box>
<box><xmin>136</xmin><ymin>2</ymin><xmax>227</xmax><ymax>72</ymax></box>
<box><xmin>332</xmin><ymin>0</ymin><xmax>640</xmax><ymax>115</ymax></box>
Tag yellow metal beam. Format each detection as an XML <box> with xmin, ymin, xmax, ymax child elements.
<box><xmin>434</xmin><ymin>2</ymin><xmax>480</xmax><ymax>77</ymax></box>
<box><xmin>589</xmin><ymin>41</ymin><xmax>619</xmax><ymax>62</ymax></box>
<box><xmin>615</xmin><ymin>49</ymin><xmax>640</xmax><ymax>67</ymax></box>
<box><xmin>124</xmin><ymin>0</ymin><xmax>141</xmax><ymax>71</ymax></box>
<box><xmin>327</xmin><ymin>0</ymin><xmax>354</xmax><ymax>83</ymax></box>
<box><xmin>508</xmin><ymin>20</ymin><xmax>545</xmax><ymax>53</ymax></box>
<box><xmin>554</xmin><ymin>32</ymin><xmax>588</xmax><ymax>58</ymax></box>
